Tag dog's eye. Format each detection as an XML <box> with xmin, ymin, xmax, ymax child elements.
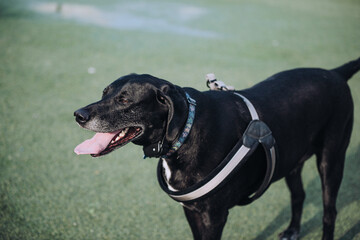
<box><xmin>117</xmin><ymin>96</ymin><xmax>129</xmax><ymax>104</ymax></box>
<box><xmin>157</xmin><ymin>94</ymin><xmax>166</xmax><ymax>104</ymax></box>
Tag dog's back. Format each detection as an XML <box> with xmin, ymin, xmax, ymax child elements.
<box><xmin>238</xmin><ymin>59</ymin><xmax>359</xmax><ymax>179</ymax></box>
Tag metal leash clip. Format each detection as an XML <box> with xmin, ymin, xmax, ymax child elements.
<box><xmin>206</xmin><ymin>73</ymin><xmax>235</xmax><ymax>91</ymax></box>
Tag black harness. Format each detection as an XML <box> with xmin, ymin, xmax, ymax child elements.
<box><xmin>156</xmin><ymin>86</ymin><xmax>277</xmax><ymax>204</ymax></box>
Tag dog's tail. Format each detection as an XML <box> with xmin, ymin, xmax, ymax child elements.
<box><xmin>332</xmin><ymin>57</ymin><xmax>360</xmax><ymax>81</ymax></box>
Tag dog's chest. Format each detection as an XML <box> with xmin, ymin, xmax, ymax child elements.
<box><xmin>161</xmin><ymin>159</ymin><xmax>177</xmax><ymax>191</ymax></box>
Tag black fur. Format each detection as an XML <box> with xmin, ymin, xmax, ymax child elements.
<box><xmin>74</xmin><ymin>58</ymin><xmax>360</xmax><ymax>240</ymax></box>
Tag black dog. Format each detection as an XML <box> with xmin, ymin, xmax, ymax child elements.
<box><xmin>74</xmin><ymin>58</ymin><xmax>360</xmax><ymax>240</ymax></box>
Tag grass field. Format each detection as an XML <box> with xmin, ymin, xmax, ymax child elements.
<box><xmin>0</xmin><ymin>0</ymin><xmax>359</xmax><ymax>239</ymax></box>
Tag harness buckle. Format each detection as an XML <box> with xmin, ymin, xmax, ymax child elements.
<box><xmin>206</xmin><ymin>73</ymin><xmax>235</xmax><ymax>91</ymax></box>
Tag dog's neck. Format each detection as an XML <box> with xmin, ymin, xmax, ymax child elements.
<box><xmin>143</xmin><ymin>92</ymin><xmax>196</xmax><ymax>159</ymax></box>
<box><xmin>162</xmin><ymin>92</ymin><xmax>196</xmax><ymax>158</ymax></box>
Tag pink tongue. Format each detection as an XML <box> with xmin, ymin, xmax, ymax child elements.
<box><xmin>74</xmin><ymin>132</ymin><xmax>119</xmax><ymax>155</ymax></box>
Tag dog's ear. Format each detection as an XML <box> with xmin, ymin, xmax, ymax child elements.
<box><xmin>158</xmin><ymin>84</ymin><xmax>188</xmax><ymax>142</ymax></box>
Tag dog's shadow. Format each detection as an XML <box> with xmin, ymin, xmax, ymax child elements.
<box><xmin>254</xmin><ymin>145</ymin><xmax>360</xmax><ymax>240</ymax></box>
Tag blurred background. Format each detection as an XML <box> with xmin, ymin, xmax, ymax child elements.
<box><xmin>0</xmin><ymin>0</ymin><xmax>359</xmax><ymax>239</ymax></box>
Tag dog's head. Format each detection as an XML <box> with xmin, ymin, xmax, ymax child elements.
<box><xmin>74</xmin><ymin>74</ymin><xmax>188</xmax><ymax>157</ymax></box>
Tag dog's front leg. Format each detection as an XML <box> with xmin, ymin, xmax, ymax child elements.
<box><xmin>183</xmin><ymin>205</ymin><xmax>229</xmax><ymax>240</ymax></box>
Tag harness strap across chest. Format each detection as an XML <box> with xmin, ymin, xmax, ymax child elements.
<box><xmin>157</xmin><ymin>92</ymin><xmax>277</xmax><ymax>204</ymax></box>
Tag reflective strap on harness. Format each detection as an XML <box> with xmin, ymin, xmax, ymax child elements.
<box><xmin>167</xmin><ymin>145</ymin><xmax>252</xmax><ymax>202</ymax></box>
<box><xmin>233</xmin><ymin>92</ymin><xmax>259</xmax><ymax>120</ymax></box>
<box><xmin>238</xmin><ymin>118</ymin><xmax>276</xmax><ymax>205</ymax></box>
<box><xmin>157</xmin><ymin>92</ymin><xmax>277</xmax><ymax>204</ymax></box>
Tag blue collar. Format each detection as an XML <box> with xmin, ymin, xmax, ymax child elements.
<box><xmin>143</xmin><ymin>92</ymin><xmax>196</xmax><ymax>159</ymax></box>
<box><xmin>162</xmin><ymin>92</ymin><xmax>196</xmax><ymax>159</ymax></box>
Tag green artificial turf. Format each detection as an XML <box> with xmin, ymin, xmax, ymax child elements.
<box><xmin>0</xmin><ymin>0</ymin><xmax>359</xmax><ymax>239</ymax></box>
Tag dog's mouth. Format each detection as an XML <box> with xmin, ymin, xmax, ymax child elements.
<box><xmin>74</xmin><ymin>127</ymin><xmax>143</xmax><ymax>157</ymax></box>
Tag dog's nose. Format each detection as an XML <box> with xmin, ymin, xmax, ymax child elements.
<box><xmin>74</xmin><ymin>109</ymin><xmax>90</xmax><ymax>124</ymax></box>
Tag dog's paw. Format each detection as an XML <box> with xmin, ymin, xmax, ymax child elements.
<box><xmin>278</xmin><ymin>228</ymin><xmax>299</xmax><ymax>240</ymax></box>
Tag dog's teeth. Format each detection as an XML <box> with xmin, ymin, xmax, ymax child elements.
<box><xmin>111</xmin><ymin>140</ymin><xmax>115</xmax><ymax>144</ymax></box>
<box><xmin>121</xmin><ymin>128</ymin><xmax>129</xmax><ymax>137</ymax></box>
<box><xmin>115</xmin><ymin>136</ymin><xmax>121</xmax><ymax>142</ymax></box>
<box><xmin>119</xmin><ymin>131</ymin><xmax>126</xmax><ymax>138</ymax></box>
